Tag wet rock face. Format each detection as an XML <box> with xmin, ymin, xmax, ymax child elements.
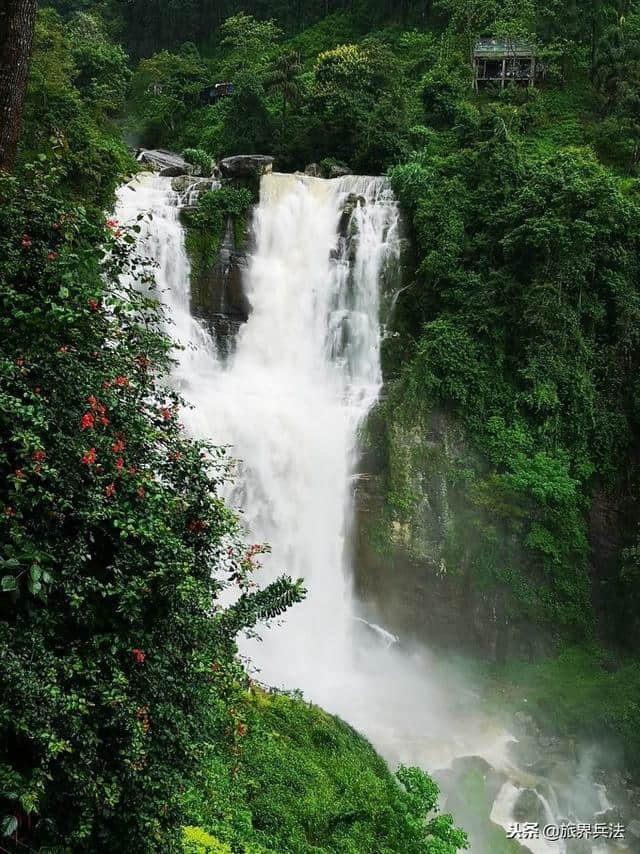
<box><xmin>512</xmin><ymin>788</ymin><xmax>547</xmax><ymax>824</ymax></box>
<box><xmin>353</xmin><ymin>406</ymin><xmax>553</xmax><ymax>662</ymax></box>
<box><xmin>219</xmin><ymin>155</ymin><xmax>274</xmax><ymax>178</ymax></box>
<box><xmin>338</xmin><ymin>193</ymin><xmax>366</xmax><ymax>237</ymax></box>
<box><xmin>303</xmin><ymin>161</ymin><xmax>353</xmax><ymax>179</ymax></box>
<box><xmin>171</xmin><ymin>176</ymin><xmax>217</xmax><ymax>197</ymax></box>
<box><xmin>189</xmin><ymin>213</ymin><xmax>253</xmax><ymax>358</ymax></box>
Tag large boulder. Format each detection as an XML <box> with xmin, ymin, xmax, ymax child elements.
<box><xmin>137</xmin><ymin>148</ymin><xmax>191</xmax><ymax>175</ymax></box>
<box><xmin>219</xmin><ymin>155</ymin><xmax>274</xmax><ymax>178</ymax></box>
<box><xmin>304</xmin><ymin>163</ymin><xmax>323</xmax><ymax>177</ymax></box>
<box><xmin>327</xmin><ymin>161</ymin><xmax>352</xmax><ymax>179</ymax></box>
<box><xmin>159</xmin><ymin>164</ymin><xmax>193</xmax><ymax>177</ymax></box>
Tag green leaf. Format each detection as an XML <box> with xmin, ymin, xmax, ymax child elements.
<box><xmin>1</xmin><ymin>815</ymin><xmax>18</xmax><ymax>837</ymax></box>
<box><xmin>1</xmin><ymin>576</ymin><xmax>18</xmax><ymax>592</ymax></box>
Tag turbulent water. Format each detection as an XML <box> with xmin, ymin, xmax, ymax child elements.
<box><xmin>115</xmin><ymin>170</ymin><xmax>626</xmax><ymax>854</ymax></box>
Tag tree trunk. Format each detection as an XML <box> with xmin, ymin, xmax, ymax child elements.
<box><xmin>0</xmin><ymin>0</ymin><xmax>37</xmax><ymax>172</ymax></box>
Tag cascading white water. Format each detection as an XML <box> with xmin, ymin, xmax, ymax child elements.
<box><xmin>212</xmin><ymin>172</ymin><xmax>398</xmax><ymax>698</ymax></box>
<box><xmin>115</xmin><ymin>170</ymin><xmax>625</xmax><ymax>854</ymax></box>
<box><xmin>117</xmin><ymin>170</ymin><xmax>400</xmax><ymax>706</ymax></box>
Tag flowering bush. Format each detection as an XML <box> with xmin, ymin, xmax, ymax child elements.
<box><xmin>0</xmin><ymin>161</ymin><xmax>303</xmax><ymax>851</ymax></box>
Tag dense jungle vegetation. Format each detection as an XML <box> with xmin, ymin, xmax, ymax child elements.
<box><xmin>2</xmin><ymin>0</ymin><xmax>640</xmax><ymax>848</ymax></box>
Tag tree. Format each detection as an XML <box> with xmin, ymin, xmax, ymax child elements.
<box><xmin>436</xmin><ymin>0</ymin><xmax>499</xmax><ymax>58</ymax></box>
<box><xmin>0</xmin><ymin>0</ymin><xmax>37</xmax><ymax>171</ymax></box>
<box><xmin>308</xmin><ymin>41</ymin><xmax>408</xmax><ymax>171</ymax></box>
<box><xmin>220</xmin><ymin>12</ymin><xmax>282</xmax><ymax>86</ymax></box>
<box><xmin>129</xmin><ymin>43</ymin><xmax>209</xmax><ymax>145</ymax></box>
<box><xmin>267</xmin><ymin>51</ymin><xmax>303</xmax><ymax>119</ymax></box>
<box><xmin>218</xmin><ymin>14</ymin><xmax>282</xmax><ymax>155</ymax></box>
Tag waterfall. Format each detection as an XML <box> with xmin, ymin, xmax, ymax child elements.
<box><xmin>115</xmin><ymin>170</ymin><xmax>517</xmax><ymax>848</ymax></box>
<box><xmin>117</xmin><ymin>170</ymin><xmax>620</xmax><ymax>854</ymax></box>
<box><xmin>116</xmin><ymin>170</ymin><xmax>401</xmax><ymax>709</ymax></box>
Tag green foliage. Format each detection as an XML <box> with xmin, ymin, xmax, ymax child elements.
<box><xmin>185</xmin><ymin>690</ymin><xmax>468</xmax><ymax>853</ymax></box>
<box><xmin>267</xmin><ymin>51</ymin><xmax>304</xmax><ymax>118</ymax></box>
<box><xmin>184</xmin><ymin>187</ymin><xmax>255</xmax><ymax>276</ymax></box>
<box><xmin>488</xmin><ymin>646</ymin><xmax>640</xmax><ymax>764</ymax></box>
<box><xmin>128</xmin><ymin>44</ymin><xmax>209</xmax><ymax>146</ymax></box>
<box><xmin>19</xmin><ymin>8</ymin><xmax>133</xmax><ymax>208</ymax></box>
<box><xmin>307</xmin><ymin>41</ymin><xmax>409</xmax><ymax>170</ymax></box>
<box><xmin>182</xmin><ymin>148</ymin><xmax>212</xmax><ymax>176</ymax></box>
<box><xmin>385</xmin><ymin>115</ymin><xmax>640</xmax><ymax>641</ymax></box>
<box><xmin>0</xmin><ymin>161</ymin><xmax>302</xmax><ymax>850</ymax></box>
<box><xmin>183</xmin><ymin>826</ymin><xmax>232</xmax><ymax>854</ymax></box>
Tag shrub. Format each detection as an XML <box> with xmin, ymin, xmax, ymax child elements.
<box><xmin>182</xmin><ymin>148</ymin><xmax>212</xmax><ymax>176</ymax></box>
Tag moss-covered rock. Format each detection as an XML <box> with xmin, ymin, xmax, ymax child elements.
<box><xmin>185</xmin><ymin>689</ymin><xmax>467</xmax><ymax>854</ymax></box>
<box><xmin>182</xmin><ymin>186</ymin><xmax>255</xmax><ymax>357</ymax></box>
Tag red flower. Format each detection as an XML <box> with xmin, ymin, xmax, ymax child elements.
<box><xmin>81</xmin><ymin>448</ymin><xmax>97</xmax><ymax>465</ymax></box>
<box><xmin>4</xmin><ymin>507</ymin><xmax>15</xmax><ymax>518</ymax></box>
<box><xmin>99</xmin><ymin>415</ymin><xmax>110</xmax><ymax>426</ymax></box>
<box><xmin>81</xmin><ymin>413</ymin><xmax>95</xmax><ymax>430</ymax></box>
<box><xmin>136</xmin><ymin>356</ymin><xmax>150</xmax><ymax>368</ymax></box>
<box><xmin>106</xmin><ymin>219</ymin><xmax>118</xmax><ymax>228</ymax></box>
<box><xmin>115</xmin><ymin>458</ymin><xmax>124</xmax><ymax>472</ymax></box>
<box><xmin>32</xmin><ymin>450</ymin><xmax>46</xmax><ymax>462</ymax></box>
<box><xmin>114</xmin><ymin>229</ymin><xmax>122</xmax><ymax>238</ymax></box>
<box><xmin>88</xmin><ymin>298</ymin><xmax>99</xmax><ymax>312</ymax></box>
<box><xmin>87</xmin><ymin>395</ymin><xmax>106</xmax><ymax>414</ymax></box>
<box><xmin>104</xmin><ymin>482</ymin><xmax>116</xmax><ymax>498</ymax></box>
<box><xmin>115</xmin><ymin>376</ymin><xmax>128</xmax><ymax>387</ymax></box>
<box><xmin>21</xmin><ymin>234</ymin><xmax>32</xmax><ymax>249</ymax></box>
<box><xmin>112</xmin><ymin>438</ymin><xmax>125</xmax><ymax>453</ymax></box>
<box><xmin>34</xmin><ymin>387</ymin><xmax>41</xmax><ymax>394</ymax></box>
<box><xmin>103</xmin><ymin>380</ymin><xmax>111</xmax><ymax>389</ymax></box>
<box><xmin>47</xmin><ymin>252</ymin><xmax>58</xmax><ymax>261</ymax></box>
<box><xmin>52</xmin><ymin>222</ymin><xmax>60</xmax><ymax>229</ymax></box>
<box><xmin>161</xmin><ymin>409</ymin><xmax>171</xmax><ymax>421</ymax></box>
<box><xmin>127</xmin><ymin>466</ymin><xmax>137</xmax><ymax>475</ymax></box>
<box><xmin>188</xmin><ymin>519</ymin><xmax>206</xmax><ymax>534</ymax></box>
<box><xmin>170</xmin><ymin>451</ymin><xmax>181</xmax><ymax>461</ymax></box>
<box><xmin>15</xmin><ymin>470</ymin><xmax>23</xmax><ymax>479</ymax></box>
<box><xmin>16</xmin><ymin>359</ymin><xmax>24</xmax><ymax>367</ymax></box>
<box><xmin>60</xmin><ymin>345</ymin><xmax>68</xmax><ymax>353</ymax></box>
<box><xmin>137</xmin><ymin>487</ymin><xmax>146</xmax><ymax>498</ymax></box>
<box><xmin>132</xmin><ymin>649</ymin><xmax>145</xmax><ymax>663</ymax></box>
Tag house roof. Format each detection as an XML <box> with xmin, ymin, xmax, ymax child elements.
<box><xmin>474</xmin><ymin>38</ymin><xmax>536</xmax><ymax>57</ymax></box>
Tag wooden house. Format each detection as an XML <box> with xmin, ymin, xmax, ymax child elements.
<box><xmin>473</xmin><ymin>39</ymin><xmax>540</xmax><ymax>91</ymax></box>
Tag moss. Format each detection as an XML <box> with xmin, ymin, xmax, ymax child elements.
<box><xmin>183</xmin><ymin>186</ymin><xmax>255</xmax><ymax>280</ymax></box>
<box><xmin>483</xmin><ymin>646</ymin><xmax>640</xmax><ymax>768</ymax></box>
<box><xmin>447</xmin><ymin>767</ymin><xmax>524</xmax><ymax>854</ymax></box>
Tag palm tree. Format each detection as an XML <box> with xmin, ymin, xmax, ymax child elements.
<box><xmin>267</xmin><ymin>51</ymin><xmax>303</xmax><ymax>120</ymax></box>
